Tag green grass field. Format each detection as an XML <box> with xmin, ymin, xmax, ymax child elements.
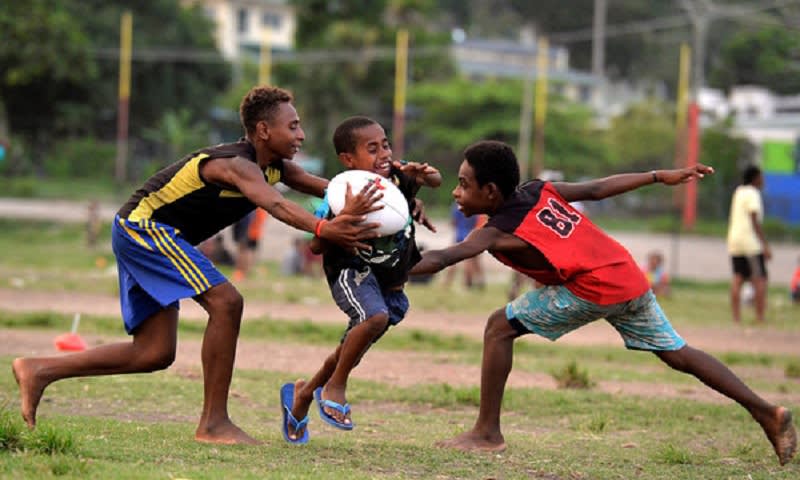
<box><xmin>1</xmin><ymin>219</ymin><xmax>798</xmax><ymax>479</ymax></box>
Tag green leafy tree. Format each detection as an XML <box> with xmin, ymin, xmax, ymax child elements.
<box><xmin>142</xmin><ymin>109</ymin><xmax>211</xmax><ymax>167</ymax></box>
<box><xmin>406</xmin><ymin>77</ymin><xmax>609</xmax><ymax>205</ymax></box>
<box><xmin>63</xmin><ymin>0</ymin><xmax>229</xmax><ymax>138</ymax></box>
<box><xmin>698</xmin><ymin>122</ymin><xmax>752</xmax><ymax>220</ymax></box>
<box><xmin>0</xmin><ymin>1</ymin><xmax>95</xmax><ymax>153</ymax></box>
<box><xmin>710</xmin><ymin>26</ymin><xmax>800</xmax><ymax>94</ymax></box>
<box><xmin>286</xmin><ymin>0</ymin><xmax>454</xmax><ymax>176</ymax></box>
<box><xmin>0</xmin><ymin>0</ymin><xmax>228</xmax><ymax>173</ymax></box>
<box><xmin>607</xmin><ymin>99</ymin><xmax>676</xmax><ymax>171</ymax></box>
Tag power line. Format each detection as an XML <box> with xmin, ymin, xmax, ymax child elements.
<box><xmin>89</xmin><ymin>0</ymin><xmax>800</xmax><ymax>65</ymax></box>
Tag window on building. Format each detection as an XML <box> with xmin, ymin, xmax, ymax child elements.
<box><xmin>262</xmin><ymin>12</ymin><xmax>282</xmax><ymax>29</ymax></box>
<box><xmin>237</xmin><ymin>8</ymin><xmax>249</xmax><ymax>34</ymax></box>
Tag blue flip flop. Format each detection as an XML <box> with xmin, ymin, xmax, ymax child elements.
<box><xmin>314</xmin><ymin>387</ymin><xmax>354</xmax><ymax>430</ymax></box>
<box><xmin>280</xmin><ymin>383</ymin><xmax>309</xmax><ymax>444</ymax></box>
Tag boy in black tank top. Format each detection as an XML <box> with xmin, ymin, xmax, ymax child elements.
<box><xmin>280</xmin><ymin>116</ymin><xmax>441</xmax><ymax>443</ymax></box>
<box><xmin>12</xmin><ymin>86</ymin><xmax>384</xmax><ymax>446</ymax></box>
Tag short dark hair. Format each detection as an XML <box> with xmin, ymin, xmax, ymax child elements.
<box><xmin>333</xmin><ymin>116</ymin><xmax>378</xmax><ymax>154</ymax></box>
<box><xmin>742</xmin><ymin>165</ymin><xmax>762</xmax><ymax>185</ymax></box>
<box><xmin>463</xmin><ymin>140</ymin><xmax>520</xmax><ymax>198</ymax></box>
<box><xmin>239</xmin><ymin>86</ymin><xmax>293</xmax><ymax>135</ymax></box>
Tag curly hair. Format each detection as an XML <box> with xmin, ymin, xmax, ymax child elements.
<box><xmin>332</xmin><ymin>116</ymin><xmax>379</xmax><ymax>154</ymax></box>
<box><xmin>742</xmin><ymin>164</ymin><xmax>762</xmax><ymax>185</ymax></box>
<box><xmin>239</xmin><ymin>86</ymin><xmax>293</xmax><ymax>135</ymax></box>
<box><xmin>463</xmin><ymin>140</ymin><xmax>520</xmax><ymax>198</ymax></box>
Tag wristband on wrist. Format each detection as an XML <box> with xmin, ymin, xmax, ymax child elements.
<box><xmin>314</xmin><ymin>219</ymin><xmax>327</xmax><ymax>237</ymax></box>
<box><xmin>651</xmin><ymin>170</ymin><xmax>658</xmax><ymax>184</ymax></box>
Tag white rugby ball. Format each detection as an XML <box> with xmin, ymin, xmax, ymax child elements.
<box><xmin>327</xmin><ymin>170</ymin><xmax>410</xmax><ymax>236</ymax></box>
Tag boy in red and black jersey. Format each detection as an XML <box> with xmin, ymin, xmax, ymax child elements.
<box><xmin>410</xmin><ymin>140</ymin><xmax>796</xmax><ymax>466</ymax></box>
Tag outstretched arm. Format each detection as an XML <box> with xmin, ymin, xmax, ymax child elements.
<box><xmin>392</xmin><ymin>160</ymin><xmax>442</xmax><ymax>188</ymax></box>
<box><xmin>202</xmin><ymin>156</ymin><xmax>380</xmax><ymax>250</ymax></box>
<box><xmin>280</xmin><ymin>159</ymin><xmax>329</xmax><ymax>198</ymax></box>
<box><xmin>409</xmin><ymin>227</ymin><xmax>500</xmax><ymax>275</ymax></box>
<box><xmin>553</xmin><ymin>164</ymin><xmax>715</xmax><ymax>203</ymax></box>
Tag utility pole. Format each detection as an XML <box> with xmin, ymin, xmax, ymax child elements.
<box><xmin>680</xmin><ymin>0</ymin><xmax>712</xmax><ymax>98</ymax></box>
<box><xmin>591</xmin><ymin>0</ymin><xmax>607</xmax><ymax>110</ymax></box>
<box><xmin>393</xmin><ymin>29</ymin><xmax>409</xmax><ymax>162</ymax></box>
<box><xmin>517</xmin><ymin>25</ymin><xmax>536</xmax><ymax>181</ymax></box>
<box><xmin>532</xmin><ymin>36</ymin><xmax>549</xmax><ymax>179</ymax></box>
<box><xmin>678</xmin><ymin>0</ymin><xmax>712</xmax><ymax>231</ymax></box>
<box><xmin>115</xmin><ymin>11</ymin><xmax>133</xmax><ymax>184</ymax></box>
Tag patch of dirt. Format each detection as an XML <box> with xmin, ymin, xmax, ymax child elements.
<box><xmin>2</xmin><ymin>287</ymin><xmax>799</xmax><ymax>355</ymax></box>
<box><xmin>3</xmin><ymin>287</ymin><xmax>800</xmax><ymax>408</ymax></box>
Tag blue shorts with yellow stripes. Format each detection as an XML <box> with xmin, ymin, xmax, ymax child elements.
<box><xmin>505</xmin><ymin>286</ymin><xmax>685</xmax><ymax>351</ymax></box>
<box><xmin>112</xmin><ymin>216</ymin><xmax>226</xmax><ymax>334</ymax></box>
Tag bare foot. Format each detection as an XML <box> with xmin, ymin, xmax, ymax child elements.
<box><xmin>288</xmin><ymin>379</ymin><xmax>312</xmax><ymax>441</ymax></box>
<box><xmin>12</xmin><ymin>357</ymin><xmax>49</xmax><ymax>429</ymax></box>
<box><xmin>320</xmin><ymin>385</ymin><xmax>352</xmax><ymax>426</ymax></box>
<box><xmin>195</xmin><ymin>419</ymin><xmax>261</xmax><ymax>445</ymax></box>
<box><xmin>435</xmin><ymin>429</ymin><xmax>506</xmax><ymax>453</ymax></box>
<box><xmin>763</xmin><ymin>407</ymin><xmax>797</xmax><ymax>466</ymax></box>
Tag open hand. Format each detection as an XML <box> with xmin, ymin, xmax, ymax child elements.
<box><xmin>392</xmin><ymin>160</ymin><xmax>439</xmax><ymax>180</ymax></box>
<box><xmin>659</xmin><ymin>164</ymin><xmax>715</xmax><ymax>185</ymax></box>
<box><xmin>321</xmin><ymin>213</ymin><xmax>380</xmax><ymax>250</ymax></box>
<box><xmin>339</xmin><ymin>180</ymin><xmax>384</xmax><ymax>216</ymax></box>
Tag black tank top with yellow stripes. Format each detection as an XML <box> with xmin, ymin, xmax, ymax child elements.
<box><xmin>117</xmin><ymin>139</ymin><xmax>283</xmax><ymax>245</ymax></box>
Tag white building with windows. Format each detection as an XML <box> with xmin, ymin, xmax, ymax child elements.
<box><xmin>185</xmin><ymin>0</ymin><xmax>296</xmax><ymax>60</ymax></box>
<box><xmin>699</xmin><ymin>85</ymin><xmax>800</xmax><ymax>144</ymax></box>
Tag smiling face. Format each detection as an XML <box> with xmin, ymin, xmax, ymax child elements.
<box><xmin>257</xmin><ymin>102</ymin><xmax>305</xmax><ymax>162</ymax></box>
<box><xmin>452</xmin><ymin>160</ymin><xmax>497</xmax><ymax>217</ymax></box>
<box><xmin>339</xmin><ymin>123</ymin><xmax>392</xmax><ymax>177</ymax></box>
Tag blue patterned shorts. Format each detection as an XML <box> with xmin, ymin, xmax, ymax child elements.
<box><xmin>505</xmin><ymin>285</ymin><xmax>685</xmax><ymax>351</ymax></box>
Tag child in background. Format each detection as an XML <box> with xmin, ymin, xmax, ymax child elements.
<box><xmin>642</xmin><ymin>250</ymin><xmax>670</xmax><ymax>297</ymax></box>
<box><xmin>231</xmin><ymin>208</ymin><xmax>269</xmax><ymax>281</ymax></box>
<box><xmin>280</xmin><ymin>116</ymin><xmax>441</xmax><ymax>444</ymax></box>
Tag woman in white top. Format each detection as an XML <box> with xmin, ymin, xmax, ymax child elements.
<box><xmin>726</xmin><ymin>165</ymin><xmax>771</xmax><ymax>324</ymax></box>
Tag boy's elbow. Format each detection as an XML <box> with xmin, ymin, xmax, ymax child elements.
<box><xmin>263</xmin><ymin>198</ymin><xmax>290</xmax><ymax>218</ymax></box>
<box><xmin>584</xmin><ymin>184</ymin><xmax>606</xmax><ymax>201</ymax></box>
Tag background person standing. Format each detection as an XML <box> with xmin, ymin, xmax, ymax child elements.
<box><xmin>727</xmin><ymin>165</ymin><xmax>771</xmax><ymax>324</ymax></box>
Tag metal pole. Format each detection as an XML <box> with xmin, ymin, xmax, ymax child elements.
<box><xmin>591</xmin><ymin>0</ymin><xmax>607</xmax><ymax>109</ymax></box>
<box><xmin>115</xmin><ymin>11</ymin><xmax>133</xmax><ymax>184</ymax></box>
<box><xmin>517</xmin><ymin>26</ymin><xmax>535</xmax><ymax>180</ymax></box>
<box><xmin>393</xmin><ymin>29</ymin><xmax>409</xmax><ymax>162</ymax></box>
<box><xmin>259</xmin><ymin>29</ymin><xmax>272</xmax><ymax>85</ymax></box>
<box><xmin>532</xmin><ymin>36</ymin><xmax>549</xmax><ymax>178</ymax></box>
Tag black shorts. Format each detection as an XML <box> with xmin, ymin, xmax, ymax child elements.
<box><xmin>731</xmin><ymin>254</ymin><xmax>767</xmax><ymax>280</ymax></box>
<box><xmin>232</xmin><ymin>214</ymin><xmax>258</xmax><ymax>249</ymax></box>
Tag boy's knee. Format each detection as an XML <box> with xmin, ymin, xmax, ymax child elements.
<box><xmin>364</xmin><ymin>314</ymin><xmax>389</xmax><ymax>334</ymax></box>
<box><xmin>206</xmin><ymin>286</ymin><xmax>244</xmax><ymax>318</ymax></box>
<box><xmin>484</xmin><ymin>309</ymin><xmax>514</xmax><ymax>341</ymax></box>
<box><xmin>655</xmin><ymin>347</ymin><xmax>689</xmax><ymax>371</ymax></box>
<box><xmin>138</xmin><ymin>345</ymin><xmax>176</xmax><ymax>372</ymax></box>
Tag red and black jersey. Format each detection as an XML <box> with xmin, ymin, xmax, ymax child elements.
<box><xmin>117</xmin><ymin>139</ymin><xmax>283</xmax><ymax>245</ymax></box>
<box><xmin>485</xmin><ymin>180</ymin><xmax>649</xmax><ymax>305</ymax></box>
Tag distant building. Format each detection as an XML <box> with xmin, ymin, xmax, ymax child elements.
<box><xmin>450</xmin><ymin>32</ymin><xmax>663</xmax><ymax>122</ymax></box>
<box><xmin>699</xmin><ymin>85</ymin><xmax>800</xmax><ymax>224</ymax></box>
<box><xmin>184</xmin><ymin>0</ymin><xmax>296</xmax><ymax>60</ymax></box>
<box><xmin>451</xmin><ymin>37</ymin><xmax>598</xmax><ymax>104</ymax></box>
